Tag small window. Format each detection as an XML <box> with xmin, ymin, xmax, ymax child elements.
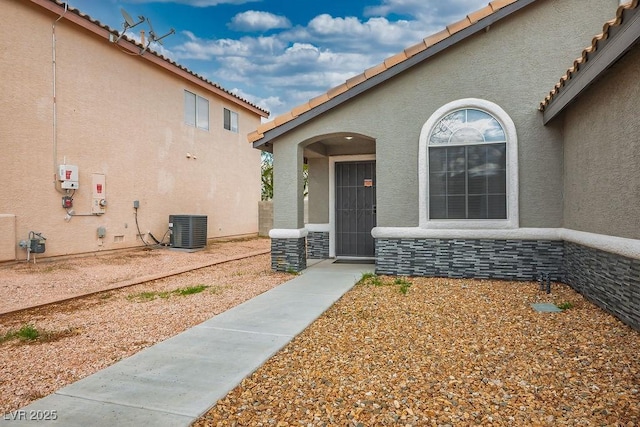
<box><xmin>184</xmin><ymin>90</ymin><xmax>209</xmax><ymax>130</ymax></box>
<box><xmin>224</xmin><ymin>108</ymin><xmax>238</xmax><ymax>133</ymax></box>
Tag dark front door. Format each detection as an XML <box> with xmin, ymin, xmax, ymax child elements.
<box><xmin>336</xmin><ymin>161</ymin><xmax>376</xmax><ymax>257</ymax></box>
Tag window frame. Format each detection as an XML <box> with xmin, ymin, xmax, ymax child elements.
<box><xmin>223</xmin><ymin>108</ymin><xmax>239</xmax><ymax>133</ymax></box>
<box><xmin>418</xmin><ymin>98</ymin><xmax>519</xmax><ymax>229</ymax></box>
<box><xmin>184</xmin><ymin>90</ymin><xmax>209</xmax><ymax>131</ymax></box>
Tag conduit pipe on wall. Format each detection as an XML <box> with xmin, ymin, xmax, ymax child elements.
<box><xmin>52</xmin><ymin>2</ymin><xmax>68</xmax><ymax>193</ymax></box>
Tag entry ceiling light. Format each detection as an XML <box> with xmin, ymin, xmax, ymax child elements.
<box><xmin>345</xmin><ymin>136</ymin><xmax>353</xmax><ymax>140</ymax></box>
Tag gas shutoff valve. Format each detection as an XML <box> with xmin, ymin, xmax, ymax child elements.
<box><xmin>62</xmin><ymin>196</ymin><xmax>73</xmax><ymax>209</ymax></box>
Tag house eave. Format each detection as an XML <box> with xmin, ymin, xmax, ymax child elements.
<box><xmin>252</xmin><ymin>0</ymin><xmax>538</xmax><ymax>148</ymax></box>
<box><xmin>30</xmin><ymin>0</ymin><xmax>269</xmax><ymax>118</ymax></box>
<box><xmin>542</xmin><ymin>4</ymin><xmax>640</xmax><ymax>124</ymax></box>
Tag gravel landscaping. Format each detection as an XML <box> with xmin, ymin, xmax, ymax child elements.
<box><xmin>0</xmin><ymin>236</ymin><xmax>271</xmax><ymax>314</ymax></box>
<box><xmin>0</xmin><ymin>238</ymin><xmax>290</xmax><ymax>415</ymax></box>
<box><xmin>2</xmin><ymin>242</ymin><xmax>639</xmax><ymax>425</ymax></box>
<box><xmin>194</xmin><ymin>275</ymin><xmax>640</xmax><ymax>426</ymax></box>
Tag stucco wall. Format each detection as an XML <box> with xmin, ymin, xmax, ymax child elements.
<box><xmin>307</xmin><ymin>158</ymin><xmax>329</xmax><ymax>224</ymax></box>
<box><xmin>0</xmin><ymin>2</ymin><xmax>262</xmax><ymax>260</ymax></box>
<box><xmin>0</xmin><ymin>216</ymin><xmax>16</xmax><ymax>261</ymax></box>
<box><xmin>271</xmin><ymin>0</ymin><xmax>617</xmax><ymax>229</ymax></box>
<box><xmin>562</xmin><ymin>44</ymin><xmax>640</xmax><ymax>240</ymax></box>
<box><xmin>258</xmin><ymin>201</ymin><xmax>273</xmax><ymax>237</ymax></box>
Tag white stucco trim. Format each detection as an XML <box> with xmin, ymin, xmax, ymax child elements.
<box><xmin>418</xmin><ymin>98</ymin><xmax>519</xmax><ymax>229</ymax></box>
<box><xmin>371</xmin><ymin>226</ymin><xmax>640</xmax><ymax>260</ymax></box>
<box><xmin>562</xmin><ymin>228</ymin><xmax>640</xmax><ymax>260</ymax></box>
<box><xmin>329</xmin><ymin>154</ymin><xmax>376</xmax><ymax>258</ymax></box>
<box><xmin>268</xmin><ymin>228</ymin><xmax>308</xmax><ymax>239</ymax></box>
<box><xmin>372</xmin><ymin>227</ymin><xmax>559</xmax><ymax>240</ymax></box>
<box><xmin>305</xmin><ymin>223</ymin><xmax>330</xmax><ymax>232</ymax></box>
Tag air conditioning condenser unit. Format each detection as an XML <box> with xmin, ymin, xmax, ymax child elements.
<box><xmin>169</xmin><ymin>215</ymin><xmax>207</xmax><ymax>249</ymax></box>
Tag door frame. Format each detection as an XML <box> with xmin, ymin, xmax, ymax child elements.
<box><xmin>329</xmin><ymin>154</ymin><xmax>376</xmax><ymax>258</ymax></box>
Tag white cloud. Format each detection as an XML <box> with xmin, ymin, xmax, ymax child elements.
<box><xmin>128</xmin><ymin>0</ymin><xmax>261</xmax><ymax>6</ymax></box>
<box><xmin>229</xmin><ymin>11</ymin><xmax>291</xmax><ymax>32</ymax></box>
<box><xmin>176</xmin><ymin>32</ymin><xmax>258</xmax><ymax>59</ymax></box>
<box><xmin>172</xmin><ymin>0</ymin><xmax>489</xmax><ymax>116</ymax></box>
<box><xmin>365</xmin><ymin>0</ymin><xmax>488</xmax><ymax>26</ymax></box>
<box><xmin>302</xmin><ymin>14</ymin><xmax>425</xmax><ymax>51</ymax></box>
<box><xmin>174</xmin><ymin>19</ymin><xmax>424</xmax><ymax>116</ymax></box>
<box><xmin>230</xmin><ymin>88</ymin><xmax>284</xmax><ymax>115</ymax></box>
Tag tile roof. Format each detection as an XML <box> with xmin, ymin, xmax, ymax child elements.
<box><xmin>36</xmin><ymin>0</ymin><xmax>269</xmax><ymax>117</ymax></box>
<box><xmin>248</xmin><ymin>0</ymin><xmax>521</xmax><ymax>144</ymax></box>
<box><xmin>539</xmin><ymin>0</ymin><xmax>640</xmax><ymax>112</ymax></box>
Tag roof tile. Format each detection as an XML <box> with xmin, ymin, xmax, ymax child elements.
<box><xmin>424</xmin><ymin>29</ymin><xmax>451</xmax><ymax>47</ymax></box>
<box><xmin>539</xmin><ymin>0</ymin><xmax>640</xmax><ymax>111</ymax></box>
<box><xmin>249</xmin><ymin>0</ymin><xmax>536</xmax><ymax>144</ymax></box>
<box><xmin>41</xmin><ymin>0</ymin><xmax>268</xmax><ymax>116</ymax></box>
<box><xmin>291</xmin><ymin>102</ymin><xmax>312</xmax><ymax>118</ymax></box>
<box><xmin>383</xmin><ymin>51</ymin><xmax>408</xmax><ymax>69</ymax></box>
<box><xmin>468</xmin><ymin>5</ymin><xmax>494</xmax><ymax>23</ymax></box>
<box><xmin>327</xmin><ymin>83</ymin><xmax>349</xmax><ymax>99</ymax></box>
<box><xmin>405</xmin><ymin>40</ymin><xmax>428</xmax><ymax>58</ymax></box>
<box><xmin>274</xmin><ymin>112</ymin><xmax>294</xmax><ymax>126</ymax></box>
<box><xmin>248</xmin><ymin>131</ymin><xmax>263</xmax><ymax>143</ymax></box>
<box><xmin>364</xmin><ymin>63</ymin><xmax>387</xmax><ymax>79</ymax></box>
<box><xmin>346</xmin><ymin>73</ymin><xmax>368</xmax><ymax>88</ymax></box>
<box><xmin>490</xmin><ymin>0</ymin><xmax>517</xmax><ymax>12</ymax></box>
<box><xmin>309</xmin><ymin>93</ymin><xmax>330</xmax><ymax>109</ymax></box>
<box><xmin>447</xmin><ymin>16</ymin><xmax>472</xmax><ymax>35</ymax></box>
<box><xmin>257</xmin><ymin>120</ymin><xmax>277</xmax><ymax>134</ymax></box>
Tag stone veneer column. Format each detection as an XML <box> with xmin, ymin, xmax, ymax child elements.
<box><xmin>269</xmin><ymin>229</ymin><xmax>307</xmax><ymax>272</ymax></box>
<box><xmin>306</xmin><ymin>224</ymin><xmax>330</xmax><ymax>259</ymax></box>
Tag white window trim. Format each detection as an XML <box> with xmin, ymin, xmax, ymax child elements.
<box><xmin>418</xmin><ymin>98</ymin><xmax>519</xmax><ymax>229</ymax></box>
<box><xmin>224</xmin><ymin>108</ymin><xmax>239</xmax><ymax>133</ymax></box>
<box><xmin>184</xmin><ymin>90</ymin><xmax>209</xmax><ymax>131</ymax></box>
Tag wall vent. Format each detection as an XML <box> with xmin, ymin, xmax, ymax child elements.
<box><xmin>169</xmin><ymin>215</ymin><xmax>207</xmax><ymax>249</ymax></box>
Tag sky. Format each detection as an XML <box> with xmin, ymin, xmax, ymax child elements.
<box><xmin>65</xmin><ymin>0</ymin><xmax>488</xmax><ymax>118</ymax></box>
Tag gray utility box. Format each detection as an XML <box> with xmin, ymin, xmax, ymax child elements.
<box><xmin>169</xmin><ymin>215</ymin><xmax>207</xmax><ymax>249</ymax></box>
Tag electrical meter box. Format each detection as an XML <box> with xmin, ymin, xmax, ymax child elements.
<box><xmin>91</xmin><ymin>174</ymin><xmax>106</xmax><ymax>214</ymax></box>
<box><xmin>58</xmin><ymin>165</ymin><xmax>79</xmax><ymax>189</ymax></box>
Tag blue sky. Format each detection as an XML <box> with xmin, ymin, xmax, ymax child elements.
<box><xmin>66</xmin><ymin>0</ymin><xmax>488</xmax><ymax>118</ymax></box>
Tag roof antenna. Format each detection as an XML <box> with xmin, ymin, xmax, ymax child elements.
<box><xmin>141</xmin><ymin>17</ymin><xmax>175</xmax><ymax>54</ymax></box>
<box><xmin>114</xmin><ymin>8</ymin><xmax>145</xmax><ymax>43</ymax></box>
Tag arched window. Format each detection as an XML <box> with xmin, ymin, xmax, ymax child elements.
<box><xmin>419</xmin><ymin>99</ymin><xmax>518</xmax><ymax>229</ymax></box>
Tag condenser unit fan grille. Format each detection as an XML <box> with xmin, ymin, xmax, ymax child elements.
<box><xmin>169</xmin><ymin>215</ymin><xmax>207</xmax><ymax>249</ymax></box>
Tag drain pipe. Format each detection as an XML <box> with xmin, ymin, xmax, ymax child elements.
<box><xmin>538</xmin><ymin>272</ymin><xmax>551</xmax><ymax>294</ymax></box>
<box><xmin>52</xmin><ymin>2</ymin><xmax>68</xmax><ymax>193</ymax></box>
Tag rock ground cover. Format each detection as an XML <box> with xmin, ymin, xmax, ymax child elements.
<box><xmin>0</xmin><ymin>236</ymin><xmax>271</xmax><ymax>314</ymax></box>
<box><xmin>1</xmin><ymin>242</ymin><xmax>638</xmax><ymax>425</ymax></box>
<box><xmin>194</xmin><ymin>275</ymin><xmax>640</xmax><ymax>426</ymax></box>
<box><xmin>0</xmin><ymin>238</ymin><xmax>290</xmax><ymax>415</ymax></box>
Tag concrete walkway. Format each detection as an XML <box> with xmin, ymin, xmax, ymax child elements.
<box><xmin>1</xmin><ymin>260</ymin><xmax>373</xmax><ymax>426</ymax></box>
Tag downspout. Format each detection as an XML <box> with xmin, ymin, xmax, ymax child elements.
<box><xmin>52</xmin><ymin>2</ymin><xmax>68</xmax><ymax>192</ymax></box>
